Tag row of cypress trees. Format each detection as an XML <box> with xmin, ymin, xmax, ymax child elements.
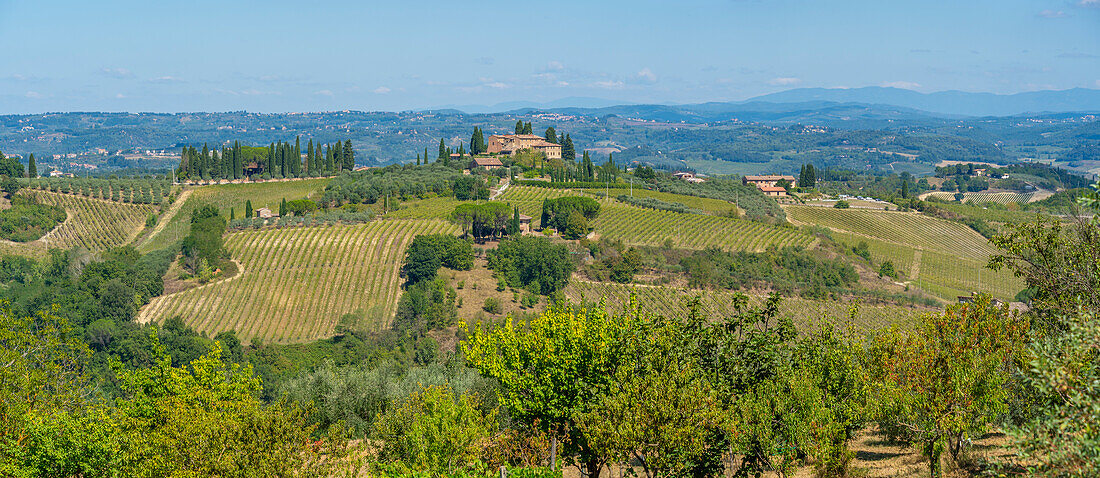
<box><xmin>176</xmin><ymin>138</ymin><xmax>355</xmax><ymax>180</ymax></box>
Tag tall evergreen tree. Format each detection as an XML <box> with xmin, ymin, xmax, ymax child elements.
<box><xmin>317</xmin><ymin>143</ymin><xmax>325</xmax><ymax>174</ymax></box>
<box><xmin>343</xmin><ymin>140</ymin><xmax>354</xmax><ymax>170</ymax></box>
<box><xmin>438</xmin><ymin>138</ymin><xmax>447</xmax><ymax>162</ymax></box>
<box><xmin>544</xmin><ymin>127</ymin><xmax>557</xmax><ymax>144</ymax></box>
<box><xmin>27</xmin><ymin>153</ymin><xmax>36</xmax><ymax>178</ymax></box>
<box><xmin>416</xmin><ymin>153</ymin><xmax>421</xmax><ymax>166</ymax></box>
<box><xmin>245</xmin><ymin>199</ymin><xmax>253</xmax><ymax>218</ymax></box>
<box><xmin>458</xmin><ymin>144</ymin><xmax>465</xmax><ymax>157</ymax></box>
<box><xmin>522</xmin><ymin>122</ymin><xmax>533</xmax><ymax>134</ymax></box>
<box><xmin>563</xmin><ymin>134</ymin><xmax>576</xmax><ymax>162</ymax></box>
<box><xmin>306</xmin><ymin>139</ymin><xmax>314</xmax><ymax>176</ymax></box>
<box><xmin>333</xmin><ymin>141</ymin><xmax>343</xmax><ymax>172</ymax></box>
<box><xmin>514</xmin><ymin>120</ymin><xmax>524</xmax><ymax>134</ymax></box>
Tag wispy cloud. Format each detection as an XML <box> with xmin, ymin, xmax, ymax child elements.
<box><xmin>881</xmin><ymin>80</ymin><xmax>921</xmax><ymax>89</ymax></box>
<box><xmin>149</xmin><ymin>75</ymin><xmax>184</xmax><ymax>83</ymax></box>
<box><xmin>1079</xmin><ymin>0</ymin><xmax>1099</xmax><ymax>7</ymax></box>
<box><xmin>1037</xmin><ymin>9</ymin><xmax>1068</xmax><ymax>18</ymax></box>
<box><xmin>635</xmin><ymin>67</ymin><xmax>657</xmax><ymax>83</ymax></box>
<box><xmin>485</xmin><ymin>82</ymin><xmax>509</xmax><ymax>89</ymax></box>
<box><xmin>100</xmin><ymin>68</ymin><xmax>134</xmax><ymax>79</ymax></box>
<box><xmin>373</xmin><ymin>86</ymin><xmax>391</xmax><ymax>94</ymax></box>
<box><xmin>115</xmin><ymin>93</ymin><xmax>126</xmax><ymax>99</ymax></box>
<box><xmin>593</xmin><ymin>80</ymin><xmax>624</xmax><ymax>89</ymax></box>
<box><xmin>769</xmin><ymin>77</ymin><xmax>801</xmax><ymax>86</ymax></box>
<box><xmin>546</xmin><ymin>61</ymin><xmax>565</xmax><ymax>71</ymax></box>
<box><xmin>24</xmin><ymin>91</ymin><xmax>43</xmax><ymax>99</ymax></box>
<box><xmin>314</xmin><ymin>89</ymin><xmax>334</xmax><ymax>97</ymax></box>
<box><xmin>475</xmin><ymin>57</ymin><xmax>494</xmax><ymax>65</ymax></box>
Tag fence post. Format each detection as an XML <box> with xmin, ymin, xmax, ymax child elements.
<box><xmin>551</xmin><ymin>435</ymin><xmax>558</xmax><ymax>470</ymax></box>
<box><xmin>500</xmin><ymin>465</ymin><xmax>507</xmax><ymax>478</ymax></box>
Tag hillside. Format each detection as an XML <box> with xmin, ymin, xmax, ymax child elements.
<box><xmin>784</xmin><ymin>205</ymin><xmax>1023</xmax><ymax>301</ymax></box>
<box><xmin>13</xmin><ymin>190</ymin><xmax>157</xmax><ymax>254</ymax></box>
<box><xmin>138</xmin><ymin>219</ymin><xmax>458</xmax><ymax>343</ymax></box>
<box><xmin>138</xmin><ymin>179</ymin><xmax>328</xmax><ymax>252</ymax></box>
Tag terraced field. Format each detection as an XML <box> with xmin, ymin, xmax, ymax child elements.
<box><xmin>500</xmin><ymin>186</ymin><xmax>810</xmax><ymax>251</ymax></box>
<box><xmin>138</xmin><ymin>219</ymin><xmax>458</xmax><ymax>343</ymax></box>
<box><xmin>19</xmin><ymin>190</ymin><xmax>157</xmax><ymax>253</ymax></box>
<box><xmin>565</xmin><ymin>281</ymin><xmax>927</xmax><ymax>333</ymax></box>
<box><xmin>138</xmin><ymin>179</ymin><xmax>328</xmax><ymax>252</ymax></box>
<box><xmin>786</xmin><ymin>205</ymin><xmax>1023</xmax><ymax>301</ymax></box>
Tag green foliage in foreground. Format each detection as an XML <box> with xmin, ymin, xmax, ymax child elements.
<box><xmin>615</xmin><ymin>194</ymin><xmax>703</xmax><ymax>215</ymax></box>
<box><xmin>0</xmin><ymin>195</ymin><xmax>66</xmax><ymax>242</ymax></box>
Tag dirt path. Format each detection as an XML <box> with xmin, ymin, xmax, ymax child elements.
<box><xmin>139</xmin><ymin>188</ymin><xmax>193</xmax><ymax>248</ymax></box>
<box><xmin>910</xmin><ymin>249</ymin><xmax>923</xmax><ymax>279</ymax></box>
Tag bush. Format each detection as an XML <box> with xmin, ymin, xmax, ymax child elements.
<box><xmin>402</xmin><ymin>234</ymin><xmax>474</xmax><ymax>284</ymax></box>
<box><xmin>372</xmin><ymin>385</ymin><xmax>494</xmax><ymax>474</ymax></box>
<box><xmin>0</xmin><ymin>195</ymin><xmax>66</xmax><ymax>242</ymax></box>
<box><xmin>616</xmin><ymin>194</ymin><xmax>703</xmax><ymax>215</ymax></box>
<box><xmin>482</xmin><ymin>297</ymin><xmax>502</xmax><ymax>314</ymax></box>
<box><xmin>833</xmin><ymin>200</ymin><xmax>850</xmax><ymax>209</ymax></box>
<box><xmin>540</xmin><ymin>196</ymin><xmax>599</xmax><ymax>239</ymax></box>
<box><xmin>488</xmin><ymin>236</ymin><xmax>574</xmax><ymax>295</ymax></box>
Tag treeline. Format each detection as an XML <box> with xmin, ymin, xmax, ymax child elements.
<box><xmin>321</xmin><ymin>164</ymin><xmax>484</xmax><ymax>206</ymax></box>
<box><xmin>25</xmin><ymin>176</ymin><xmax>173</xmax><ymax>205</ymax></box>
<box><xmin>616</xmin><ymin>194</ymin><xmax>703</xmax><ymax>215</ymax></box>
<box><xmin>681</xmin><ymin>246</ymin><xmax>859</xmax><ymax>298</ymax></box>
<box><xmin>176</xmin><ymin>138</ymin><xmax>354</xmax><ymax>180</ymax></box>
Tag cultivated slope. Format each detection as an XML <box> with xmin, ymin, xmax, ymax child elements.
<box><xmin>138</xmin><ymin>219</ymin><xmax>457</xmax><ymax>343</ymax></box>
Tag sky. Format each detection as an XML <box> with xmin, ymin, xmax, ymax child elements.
<box><xmin>1</xmin><ymin>0</ymin><xmax>1098</xmax><ymax>113</ymax></box>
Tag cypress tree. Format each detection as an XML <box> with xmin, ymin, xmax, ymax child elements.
<box><xmin>27</xmin><ymin>153</ymin><xmax>36</xmax><ymax>178</ymax></box>
<box><xmin>458</xmin><ymin>144</ymin><xmax>465</xmax><ymax>157</ymax></box>
<box><xmin>343</xmin><ymin>140</ymin><xmax>354</xmax><ymax>170</ymax></box>
<box><xmin>438</xmin><ymin>138</ymin><xmax>447</xmax><ymax>161</ymax></box>
<box><xmin>544</xmin><ymin>127</ymin><xmax>557</xmax><ymax>143</ymax></box>
<box><xmin>514</xmin><ymin>120</ymin><xmax>524</xmax><ymax>134</ymax></box>
<box><xmin>279</xmin><ymin>198</ymin><xmax>287</xmax><ymax>216</ymax></box>
<box><xmin>425</xmin><ymin>147</ymin><xmax>429</xmax><ymax>164</ymax></box>
<box><xmin>306</xmin><ymin>139</ymin><xmax>314</xmax><ymax>176</ymax></box>
<box><xmin>563</xmin><ymin>134</ymin><xmax>575</xmax><ymax>162</ymax></box>
<box><xmin>416</xmin><ymin>153</ymin><xmax>421</xmax><ymax>166</ymax></box>
<box><xmin>523</xmin><ymin>122</ymin><xmax>533</xmax><ymax>134</ymax></box>
<box><xmin>245</xmin><ymin>199</ymin><xmax>253</xmax><ymax>218</ymax></box>
<box><xmin>470</xmin><ymin>127</ymin><xmax>481</xmax><ymax>155</ymax></box>
<box><xmin>333</xmin><ymin>142</ymin><xmax>343</xmax><ymax>172</ymax></box>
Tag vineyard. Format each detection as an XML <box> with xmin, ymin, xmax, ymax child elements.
<box><xmin>138</xmin><ymin>219</ymin><xmax>458</xmax><ymax>343</ymax></box>
<box><xmin>564</xmin><ymin>281</ymin><xmax>927</xmax><ymax>333</ymax></box>
<box><xmin>138</xmin><ymin>179</ymin><xmax>328</xmax><ymax>252</ymax></box>
<box><xmin>18</xmin><ymin>190</ymin><xmax>157</xmax><ymax>253</ymax></box>
<box><xmin>385</xmin><ymin>196</ymin><xmax>466</xmax><ymax>220</ymax></box>
<box><xmin>785</xmin><ymin>205</ymin><xmax>1024</xmax><ymax>301</ymax></box>
<box><xmin>24</xmin><ymin>177</ymin><xmax>175</xmax><ymax>205</ymax></box>
<box><xmin>499</xmin><ymin>186</ymin><xmax>808</xmax><ymax>251</ymax></box>
<box><xmin>924</xmin><ymin>191</ymin><xmax>1036</xmax><ymax>205</ymax></box>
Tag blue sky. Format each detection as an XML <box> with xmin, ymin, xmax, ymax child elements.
<box><xmin>1</xmin><ymin>0</ymin><xmax>1098</xmax><ymax>113</ymax></box>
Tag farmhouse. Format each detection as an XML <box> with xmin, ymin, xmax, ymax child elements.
<box><xmin>517</xmin><ymin>214</ymin><xmax>532</xmax><ymax>233</ymax></box>
<box><xmin>742</xmin><ymin>174</ymin><xmax>797</xmax><ymax>188</ymax></box>
<box><xmin>469</xmin><ymin>157</ymin><xmax>504</xmax><ymax>170</ymax></box>
<box><xmin>487</xmin><ymin>134</ymin><xmax>562</xmax><ymax>159</ymax></box>
<box><xmin>256</xmin><ymin>207</ymin><xmax>278</xmax><ymax>218</ymax></box>
<box><xmin>759</xmin><ymin>185</ymin><xmax>788</xmax><ymax>197</ymax></box>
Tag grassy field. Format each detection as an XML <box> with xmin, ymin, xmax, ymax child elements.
<box><xmin>564</xmin><ymin>280</ymin><xmax>928</xmax><ymax>333</ymax></box>
<box><xmin>138</xmin><ymin>179</ymin><xmax>328</xmax><ymax>252</ymax></box>
<box><xmin>499</xmin><ymin>186</ymin><xmax>810</xmax><ymax>251</ymax></box>
<box><xmin>138</xmin><ymin>219</ymin><xmax>458</xmax><ymax>344</ymax></box>
<box><xmin>18</xmin><ymin>190</ymin><xmax>157</xmax><ymax>253</ymax></box>
<box><xmin>785</xmin><ymin>205</ymin><xmax>1023</xmax><ymax>301</ymax></box>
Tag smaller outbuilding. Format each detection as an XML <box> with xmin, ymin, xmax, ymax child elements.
<box><xmin>256</xmin><ymin>207</ymin><xmax>278</xmax><ymax>218</ymax></box>
<box><xmin>469</xmin><ymin>157</ymin><xmax>504</xmax><ymax>170</ymax></box>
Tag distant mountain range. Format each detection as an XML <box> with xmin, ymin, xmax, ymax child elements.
<box><xmin>748</xmin><ymin>87</ymin><xmax>1100</xmax><ymax>117</ymax></box>
<box><xmin>434</xmin><ymin>87</ymin><xmax>1100</xmax><ymax>120</ymax></box>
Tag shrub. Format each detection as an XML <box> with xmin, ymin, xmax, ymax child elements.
<box><xmin>487</xmin><ymin>236</ymin><xmax>574</xmax><ymax>295</ymax></box>
<box><xmin>402</xmin><ymin>234</ymin><xmax>474</xmax><ymax>284</ymax></box>
<box><xmin>372</xmin><ymin>385</ymin><xmax>494</xmax><ymax>474</ymax></box>
<box><xmin>833</xmin><ymin>200</ymin><xmax>850</xmax><ymax>209</ymax></box>
<box><xmin>482</xmin><ymin>297</ymin><xmax>502</xmax><ymax>314</ymax></box>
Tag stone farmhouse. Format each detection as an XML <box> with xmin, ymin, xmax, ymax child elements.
<box><xmin>487</xmin><ymin>134</ymin><xmax>562</xmax><ymax>159</ymax></box>
<box><xmin>469</xmin><ymin>157</ymin><xmax>504</xmax><ymax>170</ymax></box>
<box><xmin>742</xmin><ymin>175</ymin><xmax>796</xmax><ymax>188</ymax></box>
